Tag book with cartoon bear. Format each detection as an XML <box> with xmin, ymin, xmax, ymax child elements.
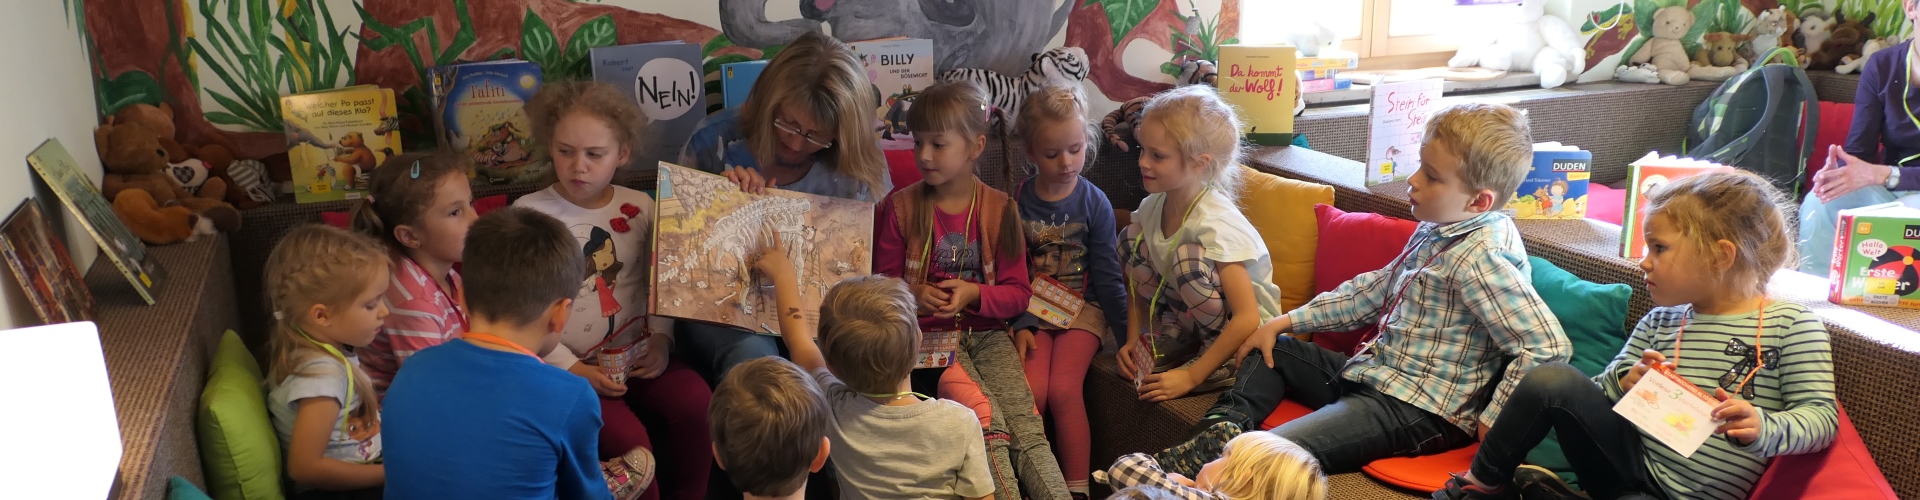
<box><xmin>279</xmin><ymin>86</ymin><xmax>402</xmax><ymax>203</ymax></box>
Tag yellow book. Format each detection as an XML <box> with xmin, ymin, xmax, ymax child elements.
<box><xmin>1216</xmin><ymin>44</ymin><xmax>1298</xmax><ymax>146</ymax></box>
<box><xmin>280</xmin><ymin>87</ymin><xmax>402</xmax><ymax>203</ymax></box>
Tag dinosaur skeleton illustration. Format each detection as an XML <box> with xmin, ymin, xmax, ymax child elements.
<box><xmin>699</xmin><ymin>196</ymin><xmax>816</xmax><ymax>313</ymax></box>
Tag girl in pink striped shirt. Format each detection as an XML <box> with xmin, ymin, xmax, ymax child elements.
<box><xmin>350</xmin><ymin>151</ymin><xmax>479</xmax><ymax>395</ymax></box>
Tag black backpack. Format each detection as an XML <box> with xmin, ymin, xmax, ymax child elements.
<box><xmin>1683</xmin><ymin>48</ymin><xmax>1819</xmax><ymax>197</ymax></box>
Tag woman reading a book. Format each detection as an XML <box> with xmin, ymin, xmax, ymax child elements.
<box><xmin>1799</xmin><ymin>0</ymin><xmax>1920</xmax><ymax>274</ymax></box>
<box><xmin>675</xmin><ymin>30</ymin><xmax>891</xmax><ymax>385</ymax></box>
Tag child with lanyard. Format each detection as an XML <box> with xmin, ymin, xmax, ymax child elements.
<box><xmin>350</xmin><ymin>152</ymin><xmax>477</xmax><ymax>396</ymax></box>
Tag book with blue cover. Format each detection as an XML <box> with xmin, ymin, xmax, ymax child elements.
<box><xmin>591</xmin><ymin>42</ymin><xmax>707</xmax><ymax>171</ymax></box>
<box><xmin>721</xmin><ymin>60</ymin><xmax>768</xmax><ymax>110</ymax></box>
<box><xmin>1504</xmin><ymin>142</ymin><xmax>1592</xmax><ymax>220</ymax></box>
<box><xmin>427</xmin><ymin>59</ymin><xmax>543</xmax><ymax>184</ymax></box>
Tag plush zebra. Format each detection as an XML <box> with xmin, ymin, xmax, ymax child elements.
<box><xmin>938</xmin><ymin>46</ymin><xmax>1089</xmax><ymax>121</ymax></box>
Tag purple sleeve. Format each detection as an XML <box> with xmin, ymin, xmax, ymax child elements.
<box><xmin>1847</xmin><ymin>49</ymin><xmax>1889</xmax><ymax>165</ymax></box>
<box><xmin>1084</xmin><ymin>185</ymin><xmax>1130</xmax><ymax>335</ymax></box>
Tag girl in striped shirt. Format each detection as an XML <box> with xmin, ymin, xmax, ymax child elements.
<box><xmin>350</xmin><ymin>151</ymin><xmax>477</xmax><ymax>395</ymax></box>
<box><xmin>1440</xmin><ymin>171</ymin><xmax>1837</xmax><ymax>500</ymax></box>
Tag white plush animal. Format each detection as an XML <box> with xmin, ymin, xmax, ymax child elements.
<box><xmin>1797</xmin><ymin>11</ymin><xmax>1834</xmax><ymax>65</ymax></box>
<box><xmin>1280</xmin><ymin>18</ymin><xmax>1339</xmax><ymax>57</ymax></box>
<box><xmin>1837</xmin><ymin>37</ymin><xmax>1901</xmax><ymax>74</ymax></box>
<box><xmin>1744</xmin><ymin>7</ymin><xmax>1794</xmax><ymax>63</ymax></box>
<box><xmin>1447</xmin><ymin>0</ymin><xmax>1584</xmax><ymax>89</ymax></box>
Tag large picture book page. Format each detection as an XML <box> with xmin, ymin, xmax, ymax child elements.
<box><xmin>651</xmin><ymin>162</ymin><xmax>874</xmax><ymax>335</ymax></box>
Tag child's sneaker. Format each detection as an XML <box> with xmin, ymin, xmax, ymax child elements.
<box><xmin>1151</xmin><ymin>421</ymin><xmax>1243</xmax><ymax>477</ymax></box>
<box><xmin>1431</xmin><ymin>473</ymin><xmax>1517</xmax><ymax>500</ymax></box>
<box><xmin>1513</xmin><ymin>465</ymin><xmax>1588</xmax><ymax>499</ymax></box>
<box><xmin>603</xmin><ymin>447</ymin><xmax>655</xmax><ymax>500</ymax></box>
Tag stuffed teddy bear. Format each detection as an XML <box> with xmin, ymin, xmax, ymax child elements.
<box><xmin>94</xmin><ymin>116</ymin><xmax>241</xmax><ymax>245</ymax></box>
<box><xmin>113</xmin><ymin>102</ymin><xmax>265</xmax><ymax>209</ymax></box>
<box><xmin>1837</xmin><ymin>36</ymin><xmax>1899</xmax><ymax>74</ymax></box>
<box><xmin>1695</xmin><ymin>32</ymin><xmax>1754</xmax><ymax>72</ymax></box>
<box><xmin>1810</xmin><ymin>11</ymin><xmax>1875</xmax><ymax>71</ymax></box>
<box><xmin>1796</xmin><ymin>10</ymin><xmax>1834</xmax><ymax>67</ymax></box>
<box><xmin>1744</xmin><ymin>7</ymin><xmax>1799</xmax><ymax>64</ymax></box>
<box><xmin>1616</xmin><ymin>6</ymin><xmax>1742</xmax><ymax>84</ymax></box>
<box><xmin>1447</xmin><ymin>0</ymin><xmax>1583</xmax><ymax>89</ymax></box>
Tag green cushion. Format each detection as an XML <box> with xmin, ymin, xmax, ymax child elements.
<box><xmin>169</xmin><ymin>476</ymin><xmax>215</xmax><ymax>500</ymax></box>
<box><xmin>197</xmin><ymin>330</ymin><xmax>285</xmax><ymax>500</ymax></box>
<box><xmin>1522</xmin><ymin>257</ymin><xmax>1634</xmax><ymax>489</ymax></box>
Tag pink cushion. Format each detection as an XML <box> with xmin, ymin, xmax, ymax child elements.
<box><xmin>320</xmin><ymin>210</ymin><xmax>351</xmax><ymax>229</ymax></box>
<box><xmin>1310</xmin><ymin>204</ymin><xmax>1418</xmax><ymax>355</ymax></box>
<box><xmin>1748</xmin><ymin>404</ymin><xmax>1895</xmax><ymax>499</ymax></box>
<box><xmin>885</xmin><ymin>149</ymin><xmax>920</xmax><ymax>194</ymax></box>
<box><xmin>1586</xmin><ymin>184</ymin><xmax>1625</xmax><ymax>226</ymax></box>
<box><xmin>1362</xmin><ymin>444</ymin><xmax>1482</xmax><ymax>493</ymax></box>
<box><xmin>1805</xmin><ymin>101</ymin><xmax>1856</xmax><ymax>197</ymax></box>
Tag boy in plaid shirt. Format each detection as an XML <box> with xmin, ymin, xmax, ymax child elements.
<box><xmin>1152</xmin><ymin>103</ymin><xmax>1571</xmax><ymax>476</ymax></box>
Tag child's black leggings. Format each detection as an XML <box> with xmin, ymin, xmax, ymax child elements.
<box><xmin>1469</xmin><ymin>362</ymin><xmax>1667</xmax><ymax>500</ymax></box>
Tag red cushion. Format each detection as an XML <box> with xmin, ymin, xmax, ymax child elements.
<box><xmin>1310</xmin><ymin>204</ymin><xmax>1418</xmax><ymax>355</ymax></box>
<box><xmin>1586</xmin><ymin>183</ymin><xmax>1625</xmax><ymax>226</ymax></box>
<box><xmin>885</xmin><ymin>149</ymin><xmax>920</xmax><ymax>195</ymax></box>
<box><xmin>1362</xmin><ymin>444</ymin><xmax>1481</xmax><ymax>493</ymax></box>
<box><xmin>1749</xmin><ymin>404</ymin><xmax>1895</xmax><ymax>499</ymax></box>
<box><xmin>320</xmin><ymin>194</ymin><xmax>510</xmax><ymax>230</ymax></box>
<box><xmin>1805</xmin><ymin>101</ymin><xmax>1856</xmax><ymax>197</ymax></box>
<box><xmin>1255</xmin><ymin>399</ymin><xmax>1317</xmax><ymax>431</ymax></box>
<box><xmin>320</xmin><ymin>210</ymin><xmax>351</xmax><ymax>229</ymax></box>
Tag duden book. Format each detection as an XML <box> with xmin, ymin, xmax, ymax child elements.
<box><xmin>1505</xmin><ymin>142</ymin><xmax>1592</xmax><ymax>220</ymax></box>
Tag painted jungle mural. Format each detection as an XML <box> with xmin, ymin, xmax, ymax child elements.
<box><xmin>80</xmin><ymin>0</ymin><xmax>1240</xmax><ymax>167</ymax></box>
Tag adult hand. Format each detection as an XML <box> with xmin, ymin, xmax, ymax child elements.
<box><xmin>1812</xmin><ymin>145</ymin><xmax>1892</xmax><ymax>203</ymax></box>
<box><xmin>722</xmin><ymin>165</ymin><xmax>770</xmax><ymax>195</ymax></box>
<box><xmin>628</xmin><ymin>334</ymin><xmax>671</xmax><ymax>380</ymax></box>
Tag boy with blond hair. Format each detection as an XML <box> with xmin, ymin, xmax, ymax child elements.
<box><xmin>708</xmin><ymin>357</ymin><xmax>832</xmax><ymax>500</ymax></box>
<box><xmin>1153</xmin><ymin>103</ymin><xmax>1571</xmax><ymax>476</ymax></box>
<box><xmin>753</xmin><ymin>240</ymin><xmax>995</xmax><ymax>500</ymax></box>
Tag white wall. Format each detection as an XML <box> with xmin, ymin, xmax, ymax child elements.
<box><xmin>0</xmin><ymin>1</ymin><xmax>107</xmax><ymax>329</ymax></box>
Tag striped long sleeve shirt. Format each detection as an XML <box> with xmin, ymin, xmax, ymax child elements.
<box><xmin>362</xmin><ymin>250</ymin><xmax>469</xmax><ymax>396</ymax></box>
<box><xmin>1289</xmin><ymin>211</ymin><xmax>1570</xmax><ymax>433</ymax></box>
<box><xmin>1598</xmin><ymin>302</ymin><xmax>1837</xmax><ymax>499</ymax></box>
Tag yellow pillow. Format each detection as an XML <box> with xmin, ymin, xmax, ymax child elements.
<box><xmin>1236</xmin><ymin>165</ymin><xmax>1333</xmax><ymax>314</ymax></box>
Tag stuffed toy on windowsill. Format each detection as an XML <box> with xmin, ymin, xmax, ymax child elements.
<box><xmin>94</xmin><ymin>115</ymin><xmax>241</xmax><ymax>245</ymax></box>
<box><xmin>1614</xmin><ymin>6</ymin><xmax>1740</xmax><ymax>85</ymax></box>
<box><xmin>1447</xmin><ymin>0</ymin><xmax>1584</xmax><ymax>89</ymax></box>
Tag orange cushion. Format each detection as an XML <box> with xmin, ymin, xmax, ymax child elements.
<box><xmin>1255</xmin><ymin>398</ymin><xmax>1317</xmax><ymax>431</ymax></box>
<box><xmin>1236</xmin><ymin>166</ymin><xmax>1334</xmax><ymax>314</ymax></box>
<box><xmin>1362</xmin><ymin>443</ymin><xmax>1481</xmax><ymax>493</ymax></box>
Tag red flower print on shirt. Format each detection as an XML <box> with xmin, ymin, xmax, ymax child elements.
<box><xmin>610</xmin><ymin>218</ymin><xmax>632</xmax><ymax>233</ymax></box>
<box><xmin>620</xmin><ymin>203</ymin><xmax>641</xmax><ymax>219</ymax></box>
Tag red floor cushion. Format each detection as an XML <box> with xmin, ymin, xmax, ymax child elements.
<box><xmin>1749</xmin><ymin>404</ymin><xmax>1895</xmax><ymax>499</ymax></box>
<box><xmin>1255</xmin><ymin>399</ymin><xmax>1316</xmax><ymax>431</ymax></box>
<box><xmin>1363</xmin><ymin>444</ymin><xmax>1481</xmax><ymax>492</ymax></box>
<box><xmin>1310</xmin><ymin>204</ymin><xmax>1418</xmax><ymax>354</ymax></box>
<box><xmin>1804</xmin><ymin>101</ymin><xmax>1856</xmax><ymax>198</ymax></box>
<box><xmin>1586</xmin><ymin>183</ymin><xmax>1625</xmax><ymax>226</ymax></box>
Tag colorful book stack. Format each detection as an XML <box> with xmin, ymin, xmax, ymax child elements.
<box><xmin>591</xmin><ymin>42</ymin><xmax>708</xmax><ymax>171</ymax></box>
<box><xmin>848</xmin><ymin>38</ymin><xmax>935</xmax><ymax>150</ymax></box>
<box><xmin>1618</xmin><ymin>152</ymin><xmax>1733</xmax><ymax>258</ymax></box>
<box><xmin>1829</xmin><ymin>202</ymin><xmax>1920</xmax><ymax>309</ymax></box>
<box><xmin>427</xmin><ymin>59</ymin><xmax>543</xmax><ymax>185</ymax></box>
<box><xmin>1298</xmin><ymin>49</ymin><xmax>1358</xmax><ymax>93</ymax></box>
<box><xmin>1505</xmin><ymin>142</ymin><xmax>1593</xmax><ymax>220</ymax></box>
<box><xmin>279</xmin><ymin>86</ymin><xmax>402</xmax><ymax>204</ymax></box>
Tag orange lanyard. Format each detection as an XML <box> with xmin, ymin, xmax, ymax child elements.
<box><xmin>465</xmin><ymin>333</ymin><xmax>540</xmax><ymax>360</ymax></box>
<box><xmin>1671</xmin><ymin>303</ymin><xmax>1767</xmax><ymax>397</ymax></box>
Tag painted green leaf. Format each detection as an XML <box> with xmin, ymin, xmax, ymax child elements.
<box><xmin>1682</xmin><ymin>0</ymin><xmax>1718</xmax><ymax>57</ymax></box>
<box><xmin>1160</xmin><ymin>62</ymin><xmax>1181</xmax><ymax>76</ymax></box>
<box><xmin>97</xmin><ymin>70</ymin><xmax>166</xmax><ymax>116</ymax></box>
<box><xmin>758</xmin><ymin>44</ymin><xmax>786</xmax><ymax>62</ymax></box>
<box><xmin>489</xmin><ymin>47</ymin><xmax>517</xmax><ymax>61</ymax></box>
<box><xmin>702</xmin><ymin>34</ymin><xmax>734</xmax><ymax>58</ymax></box>
<box><xmin>1084</xmin><ymin>0</ymin><xmax>1157</xmax><ymax>47</ymax></box>
<box><xmin>561</xmin><ymin>15</ymin><xmax>617</xmax><ymax>79</ymax></box>
<box><xmin>436</xmin><ymin>0</ymin><xmax>478</xmax><ymax>65</ymax></box>
<box><xmin>521</xmin><ymin>9</ymin><xmax>561</xmax><ymax>72</ymax></box>
<box><xmin>203</xmin><ymin>111</ymin><xmax>253</xmax><ymax>126</ymax></box>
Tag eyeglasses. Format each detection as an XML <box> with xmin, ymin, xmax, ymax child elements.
<box><xmin>772</xmin><ymin>118</ymin><xmax>833</xmax><ymax>149</ymax></box>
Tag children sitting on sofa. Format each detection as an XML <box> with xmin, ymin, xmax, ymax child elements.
<box><xmin>758</xmin><ymin>236</ymin><xmax>998</xmax><ymax>500</ymax></box>
<box><xmin>1117</xmin><ymin>85</ymin><xmax>1286</xmax><ymax>402</ymax></box>
<box><xmin>1437</xmin><ymin>171</ymin><xmax>1837</xmax><ymax>500</ymax></box>
<box><xmin>382</xmin><ymin>207</ymin><xmax>610</xmax><ymax>499</ymax></box>
<box><xmin>1151</xmin><ymin>103</ymin><xmax>1572</xmax><ymax>478</ymax></box>
<box><xmin>707</xmin><ymin>357</ymin><xmax>833</xmax><ymax>500</ymax></box>
<box><xmin>264</xmin><ymin>225</ymin><xmax>392</xmax><ymax>497</ymax></box>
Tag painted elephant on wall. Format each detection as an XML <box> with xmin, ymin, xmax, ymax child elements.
<box><xmin>720</xmin><ymin>0</ymin><xmax>1076</xmax><ymax>75</ymax></box>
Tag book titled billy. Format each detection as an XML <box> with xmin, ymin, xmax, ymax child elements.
<box><xmin>848</xmin><ymin>38</ymin><xmax>934</xmax><ymax>150</ymax></box>
<box><xmin>592</xmin><ymin>42</ymin><xmax>707</xmax><ymax>171</ymax></box>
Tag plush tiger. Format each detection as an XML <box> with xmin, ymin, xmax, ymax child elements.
<box><xmin>938</xmin><ymin>46</ymin><xmax>1089</xmax><ymax>122</ymax></box>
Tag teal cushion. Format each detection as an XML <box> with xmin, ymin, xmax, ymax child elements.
<box><xmin>1522</xmin><ymin>257</ymin><xmax>1633</xmax><ymax>489</ymax></box>
<box><xmin>169</xmin><ymin>476</ymin><xmax>215</xmax><ymax>500</ymax></box>
<box><xmin>197</xmin><ymin>330</ymin><xmax>285</xmax><ymax>500</ymax></box>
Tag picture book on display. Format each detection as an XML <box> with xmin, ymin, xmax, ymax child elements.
<box><xmin>650</xmin><ymin>162</ymin><xmax>874</xmax><ymax>337</ymax></box>
<box><xmin>1828</xmin><ymin>202</ymin><xmax>1920</xmax><ymax>309</ymax></box>
<box><xmin>720</xmin><ymin>60</ymin><xmax>768</xmax><ymax>110</ymax></box>
<box><xmin>27</xmin><ymin>138</ymin><xmax>161</xmax><ymax>305</ymax></box>
<box><xmin>428</xmin><ymin>59</ymin><xmax>543</xmax><ymax>185</ymax></box>
<box><xmin>1</xmin><ymin>200</ymin><xmax>92</xmax><ymax>324</ymax></box>
<box><xmin>1504</xmin><ymin>142</ymin><xmax>1592</xmax><ymax>219</ymax></box>
<box><xmin>280</xmin><ymin>86</ymin><xmax>402</xmax><ymax>203</ymax></box>
<box><xmin>1365</xmin><ymin>79</ymin><xmax>1443</xmax><ymax>185</ymax></box>
<box><xmin>592</xmin><ymin>42</ymin><xmax>707</xmax><ymax>171</ymax></box>
<box><xmin>1217</xmin><ymin>44</ymin><xmax>1298</xmax><ymax>146</ymax></box>
<box><xmin>848</xmin><ymin>38</ymin><xmax>934</xmax><ymax>150</ymax></box>
<box><xmin>1619</xmin><ymin>152</ymin><xmax>1733</xmax><ymax>259</ymax></box>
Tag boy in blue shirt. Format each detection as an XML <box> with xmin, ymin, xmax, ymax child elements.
<box><xmin>383</xmin><ymin>207</ymin><xmax>609</xmax><ymax>499</ymax></box>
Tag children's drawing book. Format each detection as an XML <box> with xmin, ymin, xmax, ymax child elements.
<box><xmin>428</xmin><ymin>60</ymin><xmax>543</xmax><ymax>185</ymax></box>
<box><xmin>592</xmin><ymin>43</ymin><xmax>707</xmax><ymax>171</ymax></box>
<box><xmin>280</xmin><ymin>87</ymin><xmax>401</xmax><ymax>203</ymax></box>
<box><xmin>27</xmin><ymin>138</ymin><xmax>160</xmax><ymax>305</ymax></box>
<box><xmin>1</xmin><ymin>199</ymin><xmax>92</xmax><ymax>324</ymax></box>
<box><xmin>1828</xmin><ymin>202</ymin><xmax>1920</xmax><ymax>309</ymax></box>
<box><xmin>848</xmin><ymin>38</ymin><xmax>934</xmax><ymax>151</ymax></box>
<box><xmin>720</xmin><ymin>60</ymin><xmax>768</xmax><ymax>110</ymax></box>
<box><xmin>1620</xmin><ymin>153</ymin><xmax>1732</xmax><ymax>258</ymax></box>
<box><xmin>651</xmin><ymin>162</ymin><xmax>874</xmax><ymax>336</ymax></box>
<box><xmin>1613</xmin><ymin>365</ymin><xmax>1719</xmax><ymax>457</ymax></box>
<box><xmin>1505</xmin><ymin>142</ymin><xmax>1592</xmax><ymax>219</ymax></box>
<box><xmin>1028</xmin><ymin>274</ymin><xmax>1087</xmax><ymax>330</ymax></box>
<box><xmin>1365</xmin><ymin>79</ymin><xmax>1443</xmax><ymax>186</ymax></box>
<box><xmin>1217</xmin><ymin>44</ymin><xmax>1299</xmax><ymax>146</ymax></box>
